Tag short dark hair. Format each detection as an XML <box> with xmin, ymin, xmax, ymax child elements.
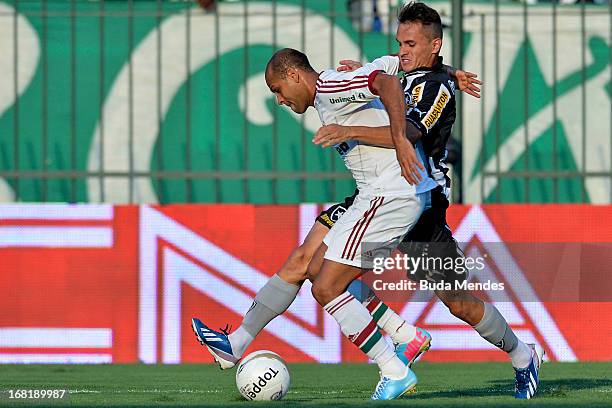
<box><xmin>266</xmin><ymin>48</ymin><xmax>316</xmax><ymax>79</ymax></box>
<box><xmin>398</xmin><ymin>2</ymin><xmax>443</xmax><ymax>40</ymax></box>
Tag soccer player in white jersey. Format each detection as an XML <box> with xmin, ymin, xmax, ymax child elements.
<box><xmin>191</xmin><ymin>26</ymin><xmax>481</xmax><ymax>404</ymax></box>
<box><xmin>264</xmin><ymin>48</ymin><xmax>439</xmax><ymax>400</ymax></box>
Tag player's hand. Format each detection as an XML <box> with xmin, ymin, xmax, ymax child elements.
<box><xmin>395</xmin><ymin>137</ymin><xmax>424</xmax><ymax>185</ymax></box>
<box><xmin>313</xmin><ymin>124</ymin><xmax>351</xmax><ymax>147</ymax></box>
<box><xmin>455</xmin><ymin>70</ymin><xmax>482</xmax><ymax>98</ymax></box>
<box><xmin>336</xmin><ymin>59</ymin><xmax>362</xmax><ymax>72</ymax></box>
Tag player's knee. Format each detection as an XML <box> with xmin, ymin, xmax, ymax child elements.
<box><xmin>310</xmin><ymin>280</ymin><xmax>325</xmax><ymax>305</ymax></box>
<box><xmin>305</xmin><ymin>258</ymin><xmax>319</xmax><ymax>283</ymax></box>
<box><xmin>446</xmin><ymin>300</ymin><xmax>481</xmax><ymax>325</ymax></box>
<box><xmin>277</xmin><ymin>245</ymin><xmax>309</xmax><ymax>285</ymax></box>
<box><xmin>311</xmin><ymin>278</ymin><xmax>342</xmax><ymax>306</ymax></box>
<box><xmin>306</xmin><ymin>248</ymin><xmax>325</xmax><ymax>283</ymax></box>
<box><xmin>446</xmin><ymin>300</ymin><xmax>467</xmax><ymax>320</ymax></box>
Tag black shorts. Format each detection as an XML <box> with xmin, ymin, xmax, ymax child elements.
<box><xmin>402</xmin><ymin>186</ymin><xmax>452</xmax><ymax>243</ymax></box>
<box><xmin>400</xmin><ymin>188</ymin><xmax>465</xmax><ymax>283</ymax></box>
<box><xmin>315</xmin><ymin>189</ymin><xmax>358</xmax><ymax>229</ymax></box>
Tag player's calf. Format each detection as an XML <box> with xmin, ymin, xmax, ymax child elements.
<box><xmin>347</xmin><ymin>280</ymin><xmax>431</xmax><ymax>365</ymax></box>
<box><xmin>309</xmin><ymin>248</ymin><xmax>351</xmax><ymax>306</ymax></box>
<box><xmin>276</xmin><ymin>243</ymin><xmax>310</xmax><ymax>285</ymax></box>
<box><xmin>437</xmin><ymin>290</ymin><xmax>485</xmax><ymax>326</ymax></box>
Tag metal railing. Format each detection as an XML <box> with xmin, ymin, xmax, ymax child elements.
<box><xmin>0</xmin><ymin>0</ymin><xmax>609</xmax><ymax>204</ymax></box>
<box><xmin>466</xmin><ymin>2</ymin><xmax>611</xmax><ymax>204</ymax></box>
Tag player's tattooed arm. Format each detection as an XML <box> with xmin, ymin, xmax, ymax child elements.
<box><xmin>370</xmin><ymin>73</ymin><xmax>423</xmax><ymax>185</ymax></box>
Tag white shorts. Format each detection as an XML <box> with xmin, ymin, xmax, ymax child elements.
<box><xmin>322</xmin><ymin>192</ymin><xmax>427</xmax><ymax>268</ymax></box>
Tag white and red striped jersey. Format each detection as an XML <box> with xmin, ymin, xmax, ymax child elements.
<box><xmin>314</xmin><ymin>56</ymin><xmax>435</xmax><ymax>196</ymax></box>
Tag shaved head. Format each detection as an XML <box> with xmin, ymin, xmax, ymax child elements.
<box><xmin>266</xmin><ymin>48</ymin><xmax>316</xmax><ymax>79</ymax></box>
<box><xmin>265</xmin><ymin>48</ymin><xmax>318</xmax><ymax>114</ymax></box>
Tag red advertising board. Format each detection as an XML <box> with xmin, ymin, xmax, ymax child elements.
<box><xmin>0</xmin><ymin>204</ymin><xmax>611</xmax><ymax>364</ymax></box>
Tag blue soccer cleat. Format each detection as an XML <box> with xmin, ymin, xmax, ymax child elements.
<box><xmin>371</xmin><ymin>367</ymin><xmax>418</xmax><ymax>400</ymax></box>
<box><xmin>191</xmin><ymin>317</ymin><xmax>239</xmax><ymax>369</ymax></box>
<box><xmin>395</xmin><ymin>327</ymin><xmax>432</xmax><ymax>367</ymax></box>
<box><xmin>514</xmin><ymin>343</ymin><xmax>545</xmax><ymax>399</ymax></box>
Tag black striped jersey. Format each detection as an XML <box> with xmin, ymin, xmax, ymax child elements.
<box><xmin>371</xmin><ymin>56</ymin><xmax>456</xmax><ymax>199</ymax></box>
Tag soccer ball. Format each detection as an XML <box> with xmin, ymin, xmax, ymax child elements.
<box><xmin>235</xmin><ymin>350</ymin><xmax>291</xmax><ymax>401</ymax></box>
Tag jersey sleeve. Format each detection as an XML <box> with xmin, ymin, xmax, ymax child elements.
<box><xmin>406</xmin><ymin>80</ymin><xmax>452</xmax><ymax>136</ymax></box>
<box><xmin>349</xmin><ymin>62</ymin><xmax>385</xmax><ymax>99</ymax></box>
<box><xmin>318</xmin><ymin>61</ymin><xmax>390</xmax><ymax>100</ymax></box>
<box><xmin>367</xmin><ymin>55</ymin><xmax>400</xmax><ymax>76</ymax></box>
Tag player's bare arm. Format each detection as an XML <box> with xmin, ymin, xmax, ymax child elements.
<box><xmin>370</xmin><ymin>72</ymin><xmax>423</xmax><ymax>184</ymax></box>
<box><xmin>337</xmin><ymin>59</ymin><xmax>481</xmax><ymax>99</ymax></box>
<box><xmin>313</xmin><ymin>124</ymin><xmax>393</xmax><ymax>148</ymax></box>
<box><xmin>313</xmin><ymin>120</ymin><xmax>424</xmax><ymax>148</ymax></box>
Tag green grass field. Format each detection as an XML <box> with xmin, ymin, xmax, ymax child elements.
<box><xmin>0</xmin><ymin>363</ymin><xmax>611</xmax><ymax>407</ymax></box>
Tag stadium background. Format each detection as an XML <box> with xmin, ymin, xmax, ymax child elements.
<box><xmin>0</xmin><ymin>0</ymin><xmax>611</xmax><ymax>366</ymax></box>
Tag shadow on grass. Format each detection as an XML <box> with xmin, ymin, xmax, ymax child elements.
<box><xmin>409</xmin><ymin>377</ymin><xmax>612</xmax><ymax>399</ymax></box>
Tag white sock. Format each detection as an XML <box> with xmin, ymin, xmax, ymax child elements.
<box><xmin>228</xmin><ymin>326</ymin><xmax>254</xmax><ymax>358</ymax></box>
<box><xmin>509</xmin><ymin>341</ymin><xmax>532</xmax><ymax>369</ymax></box>
<box><xmin>325</xmin><ymin>292</ymin><xmax>407</xmax><ymax>379</ymax></box>
<box><xmin>473</xmin><ymin>303</ymin><xmax>532</xmax><ymax>368</ymax></box>
<box><xmin>365</xmin><ymin>297</ymin><xmax>416</xmax><ymax>344</ymax></box>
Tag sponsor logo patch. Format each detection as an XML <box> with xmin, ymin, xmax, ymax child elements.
<box><xmin>329</xmin><ymin>206</ymin><xmax>346</xmax><ymax>222</ymax></box>
<box><xmin>421</xmin><ymin>85</ymin><xmax>450</xmax><ymax>130</ymax></box>
<box><xmin>410</xmin><ymin>83</ymin><xmax>425</xmax><ymax>107</ymax></box>
<box><xmin>319</xmin><ymin>213</ymin><xmax>334</xmax><ymax>227</ymax></box>
<box><xmin>241</xmin><ymin>367</ymin><xmax>280</xmax><ymax>400</ymax></box>
<box><xmin>329</xmin><ymin>95</ymin><xmax>357</xmax><ymax>104</ymax></box>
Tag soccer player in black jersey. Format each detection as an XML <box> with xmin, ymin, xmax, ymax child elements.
<box><xmin>311</xmin><ymin>2</ymin><xmax>543</xmax><ymax>400</ymax></box>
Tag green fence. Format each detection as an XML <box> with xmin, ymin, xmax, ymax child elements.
<box><xmin>0</xmin><ymin>0</ymin><xmax>610</xmax><ymax>204</ymax></box>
